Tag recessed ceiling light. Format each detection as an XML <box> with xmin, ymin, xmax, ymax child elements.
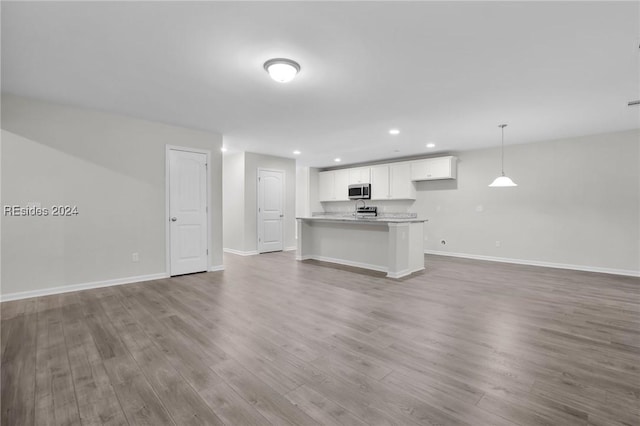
<box><xmin>220</xmin><ymin>146</ymin><xmax>228</xmax><ymax>152</ymax></box>
<box><xmin>334</xmin><ymin>158</ymin><xmax>341</xmax><ymax>162</ymax></box>
<box><xmin>264</xmin><ymin>58</ymin><xmax>300</xmax><ymax>83</ymax></box>
<box><xmin>426</xmin><ymin>143</ymin><xmax>436</xmax><ymax>148</ymax></box>
<box><xmin>389</xmin><ymin>129</ymin><xmax>400</xmax><ymax>135</ymax></box>
<box><xmin>293</xmin><ymin>150</ymin><xmax>301</xmax><ymax>155</ymax></box>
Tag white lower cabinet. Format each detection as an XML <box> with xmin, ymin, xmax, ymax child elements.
<box><xmin>371</xmin><ymin>162</ymin><xmax>416</xmax><ymax>200</ymax></box>
<box><xmin>410</xmin><ymin>156</ymin><xmax>457</xmax><ymax>181</ymax></box>
<box><xmin>319</xmin><ymin>169</ymin><xmax>350</xmax><ymax>201</ymax></box>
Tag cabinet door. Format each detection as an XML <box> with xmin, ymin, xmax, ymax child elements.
<box><xmin>390</xmin><ymin>163</ymin><xmax>416</xmax><ymax>199</ymax></box>
<box><xmin>360</xmin><ymin>168</ymin><xmax>371</xmax><ymax>184</ymax></box>
<box><xmin>410</xmin><ymin>157</ymin><xmax>456</xmax><ymax>181</ymax></box>
<box><xmin>334</xmin><ymin>169</ymin><xmax>350</xmax><ymax>201</ymax></box>
<box><xmin>427</xmin><ymin>158</ymin><xmax>452</xmax><ymax>179</ymax></box>
<box><xmin>348</xmin><ymin>167</ymin><xmax>371</xmax><ymax>184</ymax></box>
<box><xmin>318</xmin><ymin>171</ymin><xmax>335</xmax><ymax>201</ymax></box>
<box><xmin>370</xmin><ymin>165</ymin><xmax>390</xmax><ymax>200</ymax></box>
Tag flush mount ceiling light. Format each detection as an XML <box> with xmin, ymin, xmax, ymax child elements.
<box><xmin>264</xmin><ymin>58</ymin><xmax>300</xmax><ymax>83</ymax></box>
<box><xmin>426</xmin><ymin>143</ymin><xmax>436</xmax><ymax>148</ymax></box>
<box><xmin>293</xmin><ymin>150</ymin><xmax>301</xmax><ymax>155</ymax></box>
<box><xmin>389</xmin><ymin>129</ymin><xmax>400</xmax><ymax>135</ymax></box>
<box><xmin>334</xmin><ymin>158</ymin><xmax>341</xmax><ymax>162</ymax></box>
<box><xmin>489</xmin><ymin>124</ymin><xmax>518</xmax><ymax>187</ymax></box>
<box><xmin>220</xmin><ymin>146</ymin><xmax>228</xmax><ymax>153</ymax></box>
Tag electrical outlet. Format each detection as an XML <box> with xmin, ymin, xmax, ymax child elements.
<box><xmin>495</xmin><ymin>241</ymin><xmax>501</xmax><ymax>247</ymax></box>
<box><xmin>132</xmin><ymin>253</ymin><xmax>139</xmax><ymax>262</ymax></box>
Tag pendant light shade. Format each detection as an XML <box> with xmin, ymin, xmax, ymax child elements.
<box><xmin>489</xmin><ymin>124</ymin><xmax>518</xmax><ymax>187</ymax></box>
<box><xmin>489</xmin><ymin>175</ymin><xmax>518</xmax><ymax>187</ymax></box>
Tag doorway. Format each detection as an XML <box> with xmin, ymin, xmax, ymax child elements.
<box><xmin>167</xmin><ymin>146</ymin><xmax>210</xmax><ymax>276</ymax></box>
<box><xmin>257</xmin><ymin>168</ymin><xmax>285</xmax><ymax>253</ymax></box>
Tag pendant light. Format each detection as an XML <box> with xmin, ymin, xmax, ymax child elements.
<box><xmin>489</xmin><ymin>124</ymin><xmax>518</xmax><ymax>187</ymax></box>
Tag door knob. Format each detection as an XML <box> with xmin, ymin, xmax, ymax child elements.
<box><xmin>170</xmin><ymin>217</ymin><xmax>177</xmax><ymax>222</ymax></box>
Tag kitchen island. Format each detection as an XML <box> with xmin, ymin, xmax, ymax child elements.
<box><xmin>296</xmin><ymin>215</ymin><xmax>426</xmax><ymax>278</ymax></box>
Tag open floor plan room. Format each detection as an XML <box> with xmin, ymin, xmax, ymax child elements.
<box><xmin>2</xmin><ymin>253</ymin><xmax>638</xmax><ymax>426</ymax></box>
<box><xmin>1</xmin><ymin>2</ymin><xmax>639</xmax><ymax>425</ymax></box>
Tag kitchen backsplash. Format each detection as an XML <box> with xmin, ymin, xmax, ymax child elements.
<box><xmin>320</xmin><ymin>200</ymin><xmax>415</xmax><ymax>213</ymax></box>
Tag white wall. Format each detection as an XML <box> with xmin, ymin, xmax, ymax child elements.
<box><xmin>222</xmin><ymin>152</ymin><xmax>245</xmax><ymax>252</ymax></box>
<box><xmin>295</xmin><ymin>166</ymin><xmax>311</xmax><ymax>218</ymax></box>
<box><xmin>308</xmin><ymin>167</ymin><xmax>323</xmax><ymax>214</ymax></box>
<box><xmin>415</xmin><ymin>129</ymin><xmax>639</xmax><ymax>275</ymax></box>
<box><xmin>1</xmin><ymin>94</ymin><xmax>224</xmax><ymax>298</ymax></box>
<box><xmin>222</xmin><ymin>151</ymin><xmax>296</xmax><ymax>253</ymax></box>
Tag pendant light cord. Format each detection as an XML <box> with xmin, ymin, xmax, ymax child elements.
<box><xmin>499</xmin><ymin>124</ymin><xmax>507</xmax><ymax>176</ymax></box>
<box><xmin>501</xmin><ymin>125</ymin><xmax>504</xmax><ymax>176</ymax></box>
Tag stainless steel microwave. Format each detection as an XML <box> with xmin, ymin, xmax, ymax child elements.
<box><xmin>348</xmin><ymin>184</ymin><xmax>371</xmax><ymax>200</ymax></box>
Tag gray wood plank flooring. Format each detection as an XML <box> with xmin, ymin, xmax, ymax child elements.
<box><xmin>2</xmin><ymin>252</ymin><xmax>639</xmax><ymax>425</ymax></box>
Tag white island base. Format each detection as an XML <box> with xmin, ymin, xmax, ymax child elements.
<box><xmin>296</xmin><ymin>217</ymin><xmax>425</xmax><ymax>278</ymax></box>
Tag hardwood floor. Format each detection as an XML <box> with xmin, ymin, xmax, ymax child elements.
<box><xmin>2</xmin><ymin>252</ymin><xmax>639</xmax><ymax>425</ymax></box>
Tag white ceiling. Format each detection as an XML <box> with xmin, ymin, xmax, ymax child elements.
<box><xmin>2</xmin><ymin>1</ymin><xmax>638</xmax><ymax>167</ymax></box>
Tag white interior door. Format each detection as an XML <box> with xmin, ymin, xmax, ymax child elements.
<box><xmin>169</xmin><ymin>149</ymin><xmax>208</xmax><ymax>275</ymax></box>
<box><xmin>258</xmin><ymin>169</ymin><xmax>284</xmax><ymax>253</ymax></box>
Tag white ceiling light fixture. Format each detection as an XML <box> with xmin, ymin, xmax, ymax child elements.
<box><xmin>264</xmin><ymin>58</ymin><xmax>300</xmax><ymax>83</ymax></box>
<box><xmin>334</xmin><ymin>158</ymin><xmax>341</xmax><ymax>162</ymax></box>
<box><xmin>426</xmin><ymin>143</ymin><xmax>436</xmax><ymax>148</ymax></box>
<box><xmin>220</xmin><ymin>146</ymin><xmax>228</xmax><ymax>153</ymax></box>
<box><xmin>389</xmin><ymin>129</ymin><xmax>400</xmax><ymax>135</ymax></box>
<box><xmin>489</xmin><ymin>124</ymin><xmax>518</xmax><ymax>187</ymax></box>
<box><xmin>293</xmin><ymin>150</ymin><xmax>301</xmax><ymax>155</ymax></box>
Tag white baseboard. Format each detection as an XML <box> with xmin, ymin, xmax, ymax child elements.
<box><xmin>209</xmin><ymin>265</ymin><xmax>225</xmax><ymax>272</ymax></box>
<box><xmin>284</xmin><ymin>246</ymin><xmax>297</xmax><ymax>252</ymax></box>
<box><xmin>0</xmin><ymin>272</ymin><xmax>168</xmax><ymax>302</ymax></box>
<box><xmin>387</xmin><ymin>267</ymin><xmax>425</xmax><ymax>279</ymax></box>
<box><xmin>299</xmin><ymin>255</ymin><xmax>388</xmax><ymax>274</ymax></box>
<box><xmin>424</xmin><ymin>250</ymin><xmax>640</xmax><ymax>277</ymax></box>
<box><xmin>223</xmin><ymin>248</ymin><xmax>258</xmax><ymax>256</ymax></box>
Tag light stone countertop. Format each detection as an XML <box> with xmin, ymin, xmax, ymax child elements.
<box><xmin>296</xmin><ymin>214</ymin><xmax>427</xmax><ymax>224</ymax></box>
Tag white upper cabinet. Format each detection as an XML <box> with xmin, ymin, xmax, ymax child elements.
<box><xmin>334</xmin><ymin>169</ymin><xmax>350</xmax><ymax>201</ymax></box>
<box><xmin>321</xmin><ymin>156</ymin><xmax>454</xmax><ymax>202</ymax></box>
<box><xmin>389</xmin><ymin>162</ymin><xmax>416</xmax><ymax>199</ymax></box>
<box><xmin>318</xmin><ymin>169</ymin><xmax>350</xmax><ymax>201</ymax></box>
<box><xmin>348</xmin><ymin>167</ymin><xmax>371</xmax><ymax>184</ymax></box>
<box><xmin>410</xmin><ymin>156</ymin><xmax>457</xmax><ymax>181</ymax></box>
<box><xmin>318</xmin><ymin>171</ymin><xmax>335</xmax><ymax>202</ymax></box>
<box><xmin>370</xmin><ymin>162</ymin><xmax>416</xmax><ymax>200</ymax></box>
<box><xmin>370</xmin><ymin>165</ymin><xmax>390</xmax><ymax>200</ymax></box>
